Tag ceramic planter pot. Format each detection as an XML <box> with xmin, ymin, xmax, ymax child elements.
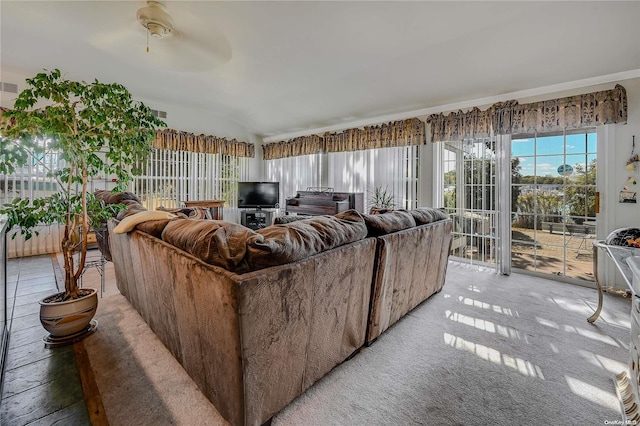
<box><xmin>39</xmin><ymin>288</ymin><xmax>98</xmax><ymax>337</ymax></box>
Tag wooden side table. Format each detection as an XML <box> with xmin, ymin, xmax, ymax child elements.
<box><xmin>183</xmin><ymin>200</ymin><xmax>225</xmax><ymax>220</ymax></box>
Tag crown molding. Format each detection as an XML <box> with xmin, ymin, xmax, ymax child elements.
<box><xmin>262</xmin><ymin>69</ymin><xmax>640</xmax><ymax>144</ymax></box>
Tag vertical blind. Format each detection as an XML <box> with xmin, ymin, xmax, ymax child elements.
<box><xmin>327</xmin><ymin>146</ymin><xmax>419</xmax><ymax>210</ymax></box>
<box><xmin>0</xmin><ymin>137</ymin><xmax>65</xmax><ymax>257</ymax></box>
<box><xmin>264</xmin><ymin>146</ymin><xmax>419</xmax><ymax>212</ymax></box>
<box><xmin>264</xmin><ymin>154</ymin><xmax>323</xmax><ymax>206</ymax></box>
<box><xmin>132</xmin><ymin>148</ymin><xmax>248</xmax><ymax>221</ymax></box>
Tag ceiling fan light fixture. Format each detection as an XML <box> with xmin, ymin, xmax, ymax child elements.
<box><xmin>137</xmin><ymin>1</ymin><xmax>174</xmax><ymax>39</ymax></box>
<box><xmin>146</xmin><ymin>22</ymin><xmax>170</xmax><ymax>38</ymax></box>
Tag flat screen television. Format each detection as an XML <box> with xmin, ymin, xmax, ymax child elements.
<box><xmin>237</xmin><ymin>182</ymin><xmax>280</xmax><ymax>209</ymax></box>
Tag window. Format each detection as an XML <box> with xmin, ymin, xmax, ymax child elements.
<box><xmin>0</xmin><ymin>137</ymin><xmax>62</xmax><ymax>204</ymax></box>
<box><xmin>442</xmin><ymin>138</ymin><xmax>499</xmax><ymax>267</ymax></box>
<box><xmin>327</xmin><ymin>146</ymin><xmax>419</xmax><ymax>210</ymax></box>
<box><xmin>263</xmin><ymin>146</ymin><xmax>419</xmax><ymax>212</ymax></box>
<box><xmin>132</xmin><ymin>149</ymin><xmax>248</xmax><ymax>212</ymax></box>
<box><xmin>511</xmin><ymin>130</ymin><xmax>596</xmax><ymax>281</ymax></box>
<box><xmin>264</xmin><ymin>154</ymin><xmax>323</xmax><ymax>205</ymax></box>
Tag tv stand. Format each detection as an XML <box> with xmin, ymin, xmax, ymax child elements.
<box><xmin>241</xmin><ymin>210</ymin><xmax>274</xmax><ymax>230</ymax></box>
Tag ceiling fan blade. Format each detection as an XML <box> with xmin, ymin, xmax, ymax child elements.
<box><xmin>90</xmin><ymin>23</ymin><xmax>231</xmax><ymax>72</ymax></box>
<box><xmin>147</xmin><ymin>29</ymin><xmax>232</xmax><ymax>71</ymax></box>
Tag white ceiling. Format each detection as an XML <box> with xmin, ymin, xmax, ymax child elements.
<box><xmin>2</xmin><ymin>1</ymin><xmax>639</xmax><ymax>140</ymax></box>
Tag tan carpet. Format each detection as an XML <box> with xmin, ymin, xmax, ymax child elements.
<box><xmin>75</xmin><ymin>251</ymin><xmax>630</xmax><ymax>425</ymax></box>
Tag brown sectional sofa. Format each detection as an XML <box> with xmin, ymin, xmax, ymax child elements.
<box><xmin>104</xmin><ymin>196</ymin><xmax>452</xmax><ymax>426</ymax></box>
<box><xmin>366</xmin><ymin>216</ymin><xmax>452</xmax><ymax>343</ymax></box>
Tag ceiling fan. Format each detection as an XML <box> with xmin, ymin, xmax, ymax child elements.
<box><xmin>91</xmin><ymin>1</ymin><xmax>232</xmax><ymax>72</ymax></box>
<box><xmin>136</xmin><ymin>1</ymin><xmax>174</xmax><ymax>41</ymax></box>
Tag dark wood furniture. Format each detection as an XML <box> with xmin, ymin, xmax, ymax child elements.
<box><xmin>285</xmin><ymin>189</ymin><xmax>364</xmax><ymax>216</ymax></box>
<box><xmin>183</xmin><ymin>199</ymin><xmax>225</xmax><ymax>220</ymax></box>
<box><xmin>241</xmin><ymin>210</ymin><xmax>274</xmax><ymax>230</ymax></box>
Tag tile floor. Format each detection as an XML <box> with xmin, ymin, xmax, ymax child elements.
<box><xmin>0</xmin><ymin>255</ymin><xmax>90</xmax><ymax>425</ymax></box>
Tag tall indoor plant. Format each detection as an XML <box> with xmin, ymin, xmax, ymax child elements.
<box><xmin>368</xmin><ymin>185</ymin><xmax>395</xmax><ymax>213</ymax></box>
<box><xmin>0</xmin><ymin>69</ymin><xmax>163</xmax><ymax>339</ymax></box>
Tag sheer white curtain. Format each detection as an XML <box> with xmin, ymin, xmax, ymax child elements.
<box><xmin>327</xmin><ymin>146</ymin><xmax>419</xmax><ymax>211</ymax></box>
<box><xmin>264</xmin><ymin>153</ymin><xmax>323</xmax><ymax>207</ymax></box>
<box><xmin>263</xmin><ymin>147</ymin><xmax>419</xmax><ymax>213</ymax></box>
<box><xmin>132</xmin><ymin>149</ymin><xmax>249</xmax><ymax>221</ymax></box>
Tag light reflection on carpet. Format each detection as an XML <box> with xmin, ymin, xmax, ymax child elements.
<box><xmin>443</xmin><ymin>332</ymin><xmax>545</xmax><ymax>379</ymax></box>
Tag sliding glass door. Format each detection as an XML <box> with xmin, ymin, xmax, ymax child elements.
<box><xmin>511</xmin><ymin>130</ymin><xmax>597</xmax><ymax>281</ymax></box>
<box><xmin>439</xmin><ymin>129</ymin><xmax>597</xmax><ymax>282</ymax></box>
<box><xmin>442</xmin><ymin>138</ymin><xmax>500</xmax><ymax>270</ymax></box>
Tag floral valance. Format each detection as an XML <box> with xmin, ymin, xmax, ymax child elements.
<box><xmin>426</xmin><ymin>84</ymin><xmax>627</xmax><ymax>142</ymax></box>
<box><xmin>263</xmin><ymin>118</ymin><xmax>425</xmax><ymax>160</ymax></box>
<box><xmin>0</xmin><ymin>110</ymin><xmax>255</xmax><ymax>158</ymax></box>
<box><xmin>262</xmin><ymin>135</ymin><xmax>324</xmax><ymax>160</ymax></box>
<box><xmin>154</xmin><ymin>128</ymin><xmax>255</xmax><ymax>158</ymax></box>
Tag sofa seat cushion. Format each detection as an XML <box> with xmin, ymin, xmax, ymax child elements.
<box><xmin>410</xmin><ymin>207</ymin><xmax>448</xmax><ymax>225</ymax></box>
<box><xmin>161</xmin><ymin>219</ymin><xmax>256</xmax><ymax>272</ymax></box>
<box><xmin>246</xmin><ymin>209</ymin><xmax>367</xmax><ymax>271</ymax></box>
<box><xmin>362</xmin><ymin>210</ymin><xmax>416</xmax><ymax>237</ymax></box>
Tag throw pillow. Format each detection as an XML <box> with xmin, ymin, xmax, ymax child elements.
<box><xmin>113</xmin><ymin>211</ymin><xmax>176</xmax><ymax>234</ymax></box>
<box><xmin>362</xmin><ymin>210</ymin><xmax>416</xmax><ymax>237</ymax></box>
<box><xmin>246</xmin><ymin>209</ymin><xmax>367</xmax><ymax>271</ymax></box>
<box><xmin>161</xmin><ymin>219</ymin><xmax>256</xmax><ymax>272</ymax></box>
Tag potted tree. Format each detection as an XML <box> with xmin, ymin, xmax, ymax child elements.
<box><xmin>0</xmin><ymin>69</ymin><xmax>163</xmax><ymax>343</ymax></box>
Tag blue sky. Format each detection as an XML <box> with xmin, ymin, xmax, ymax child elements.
<box><xmin>512</xmin><ymin>133</ymin><xmax>596</xmax><ymax>177</ymax></box>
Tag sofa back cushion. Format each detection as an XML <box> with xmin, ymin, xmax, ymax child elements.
<box><xmin>94</xmin><ymin>189</ymin><xmax>141</xmax><ymax>205</ymax></box>
<box><xmin>362</xmin><ymin>210</ymin><xmax>416</xmax><ymax>237</ymax></box>
<box><xmin>157</xmin><ymin>206</ymin><xmax>213</xmax><ymax>220</ymax></box>
<box><xmin>134</xmin><ymin>218</ymin><xmax>173</xmax><ymax>238</ymax></box>
<box><xmin>246</xmin><ymin>209</ymin><xmax>367</xmax><ymax>271</ymax></box>
<box><xmin>161</xmin><ymin>219</ymin><xmax>256</xmax><ymax>272</ymax></box>
<box><xmin>116</xmin><ymin>199</ymin><xmax>148</xmax><ymax>220</ymax></box>
<box><xmin>273</xmin><ymin>215</ymin><xmax>309</xmax><ymax>224</ymax></box>
<box><xmin>409</xmin><ymin>207</ymin><xmax>448</xmax><ymax>225</ymax></box>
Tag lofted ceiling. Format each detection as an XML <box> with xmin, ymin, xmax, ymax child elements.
<box><xmin>1</xmin><ymin>1</ymin><xmax>639</xmax><ymax>140</ymax></box>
